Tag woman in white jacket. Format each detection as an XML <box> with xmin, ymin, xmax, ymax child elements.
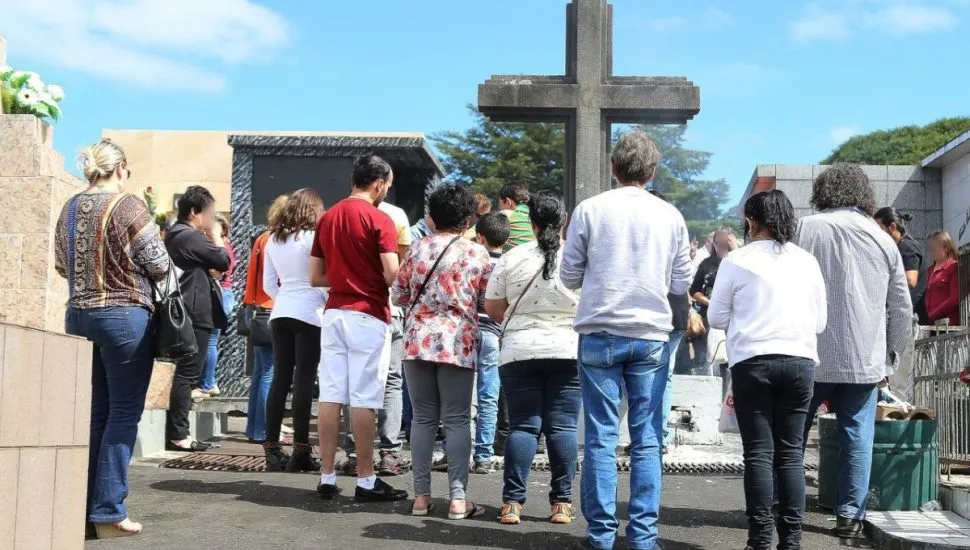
<box><xmin>707</xmin><ymin>190</ymin><xmax>827</xmax><ymax>550</ymax></box>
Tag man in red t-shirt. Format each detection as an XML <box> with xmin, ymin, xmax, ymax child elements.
<box><xmin>309</xmin><ymin>154</ymin><xmax>408</xmax><ymax>503</ymax></box>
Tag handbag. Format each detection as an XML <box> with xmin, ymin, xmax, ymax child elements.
<box><xmin>405</xmin><ymin>235</ymin><xmax>462</xmax><ymax>321</ymax></box>
<box><xmin>499</xmin><ymin>265</ymin><xmax>544</xmax><ymax>346</ymax></box>
<box><xmin>152</xmin><ymin>263</ymin><xmax>199</xmax><ymax>362</ymax></box>
<box><xmin>251</xmin><ymin>308</ymin><xmax>273</xmax><ymax>347</ymax></box>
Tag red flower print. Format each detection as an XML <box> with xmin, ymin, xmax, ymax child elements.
<box><xmin>422</xmin><ymin>335</ymin><xmax>433</xmax><ymax>349</ymax></box>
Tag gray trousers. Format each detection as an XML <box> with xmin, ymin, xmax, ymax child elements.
<box><xmin>341</xmin><ymin>315</ymin><xmax>405</xmax><ymax>454</ymax></box>
<box><xmin>405</xmin><ymin>359</ymin><xmax>474</xmax><ymax>500</ymax></box>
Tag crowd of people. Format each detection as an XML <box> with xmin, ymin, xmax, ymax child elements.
<box><xmin>55</xmin><ymin>131</ymin><xmax>965</xmax><ymax>549</ymax></box>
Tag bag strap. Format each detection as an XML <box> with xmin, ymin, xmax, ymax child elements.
<box><xmin>406</xmin><ymin>235</ymin><xmax>461</xmax><ymax>320</ymax></box>
<box><xmin>501</xmin><ymin>263</ymin><xmax>544</xmax><ymax>340</ymax></box>
<box><xmin>66</xmin><ymin>195</ymin><xmax>81</xmax><ymax>298</ymax></box>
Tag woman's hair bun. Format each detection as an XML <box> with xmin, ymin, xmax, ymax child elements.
<box><xmin>77</xmin><ymin>139</ymin><xmax>127</xmax><ymax>184</ymax></box>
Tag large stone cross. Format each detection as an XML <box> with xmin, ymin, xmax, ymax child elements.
<box><xmin>478</xmin><ymin>0</ymin><xmax>700</xmax><ymax>208</ymax></box>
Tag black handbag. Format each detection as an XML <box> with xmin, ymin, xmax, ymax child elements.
<box><xmin>251</xmin><ymin>308</ymin><xmax>273</xmax><ymax>347</ymax></box>
<box><xmin>236</xmin><ymin>304</ymin><xmax>254</xmax><ymax>337</ymax></box>
<box><xmin>152</xmin><ymin>264</ymin><xmax>199</xmax><ymax>363</ymax></box>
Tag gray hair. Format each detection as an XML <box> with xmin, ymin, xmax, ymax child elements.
<box><xmin>611</xmin><ymin>129</ymin><xmax>661</xmax><ymax>184</ymax></box>
<box><xmin>811</xmin><ymin>163</ymin><xmax>876</xmax><ymax>215</ymax></box>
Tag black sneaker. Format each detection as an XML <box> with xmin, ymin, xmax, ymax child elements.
<box><xmin>264</xmin><ymin>448</ymin><xmax>289</xmax><ymax>472</ymax></box>
<box><xmin>316</xmin><ymin>483</ymin><xmax>341</xmax><ymax>500</ymax></box>
<box><xmin>377</xmin><ymin>451</ymin><xmax>408</xmax><ymax>476</ymax></box>
<box><xmin>285</xmin><ymin>449</ymin><xmax>321</xmax><ymax>473</ymax></box>
<box><xmin>831</xmin><ymin>516</ymin><xmax>865</xmax><ymax>538</ymax></box>
<box><xmin>354</xmin><ymin>478</ymin><xmax>408</xmax><ymax>502</ymax></box>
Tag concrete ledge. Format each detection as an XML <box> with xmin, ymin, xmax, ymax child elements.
<box><xmin>941</xmin><ymin>483</ymin><xmax>970</xmax><ymax>521</ymax></box>
<box><xmin>866</xmin><ymin>511</ymin><xmax>970</xmax><ymax>548</ymax></box>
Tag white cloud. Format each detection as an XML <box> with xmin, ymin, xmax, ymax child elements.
<box><xmin>791</xmin><ymin>6</ymin><xmax>852</xmax><ymax>42</ymax></box>
<box><xmin>830</xmin><ymin>124</ymin><xmax>861</xmax><ymax>145</ymax></box>
<box><xmin>645</xmin><ymin>7</ymin><xmax>735</xmax><ymax>32</ymax></box>
<box><xmin>702</xmin><ymin>7</ymin><xmax>736</xmax><ymax>29</ymax></box>
<box><xmin>0</xmin><ymin>0</ymin><xmax>290</xmax><ymax>93</ymax></box>
<box><xmin>791</xmin><ymin>2</ymin><xmax>958</xmax><ymax>42</ymax></box>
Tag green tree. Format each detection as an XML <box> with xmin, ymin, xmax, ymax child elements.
<box><xmin>823</xmin><ymin>117</ymin><xmax>970</xmax><ymax>165</ymax></box>
<box><xmin>432</xmin><ymin>106</ymin><xmax>736</xmax><ymax>238</ymax></box>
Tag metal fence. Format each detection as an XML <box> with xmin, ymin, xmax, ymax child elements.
<box><xmin>912</xmin><ymin>328</ymin><xmax>970</xmax><ymax>468</ymax></box>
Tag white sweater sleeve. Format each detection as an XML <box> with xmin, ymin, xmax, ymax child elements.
<box><xmin>707</xmin><ymin>259</ymin><xmax>735</xmax><ymax>331</ymax></box>
<box><xmin>812</xmin><ymin>261</ymin><xmax>828</xmax><ymax>334</ymax></box>
<box><xmin>560</xmin><ymin>205</ymin><xmax>588</xmax><ymax>290</ymax></box>
<box><xmin>262</xmin><ymin>245</ymin><xmax>280</xmax><ymax>300</ymax></box>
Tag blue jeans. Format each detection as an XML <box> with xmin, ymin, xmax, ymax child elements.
<box><xmin>579</xmin><ymin>332</ymin><xmax>668</xmax><ymax>550</ymax></box>
<box><xmin>474</xmin><ymin>331</ymin><xmax>501</xmax><ymax>463</ymax></box>
<box><xmin>501</xmin><ymin>359</ymin><xmax>581</xmax><ymax>504</ymax></box>
<box><xmin>200</xmin><ymin>288</ymin><xmax>235</xmax><ymax>391</ymax></box>
<box><xmin>66</xmin><ymin>306</ymin><xmax>154</xmax><ymax>524</ymax></box>
<box><xmin>661</xmin><ymin>331</ymin><xmax>684</xmax><ymax>446</ymax></box>
<box><xmin>804</xmin><ymin>382</ymin><xmax>878</xmax><ymax>521</ymax></box>
<box><xmin>245</xmin><ymin>344</ymin><xmax>275</xmax><ymax>441</ymax></box>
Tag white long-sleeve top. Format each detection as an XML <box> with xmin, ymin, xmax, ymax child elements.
<box><xmin>707</xmin><ymin>240</ymin><xmax>827</xmax><ymax>367</ymax></box>
<box><xmin>262</xmin><ymin>230</ymin><xmax>327</xmax><ymax>327</ymax></box>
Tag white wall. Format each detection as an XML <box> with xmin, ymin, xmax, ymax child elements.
<box><xmin>943</xmin><ymin>152</ymin><xmax>970</xmax><ymax>248</ymax></box>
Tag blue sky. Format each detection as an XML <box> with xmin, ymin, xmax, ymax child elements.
<box><xmin>3</xmin><ymin>0</ymin><xmax>968</xmax><ymax>206</ymax></box>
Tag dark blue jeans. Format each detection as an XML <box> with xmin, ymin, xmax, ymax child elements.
<box><xmin>732</xmin><ymin>355</ymin><xmax>815</xmax><ymax>550</ymax></box>
<box><xmin>579</xmin><ymin>333</ymin><xmax>668</xmax><ymax>550</ymax></box>
<box><xmin>66</xmin><ymin>306</ymin><xmax>154</xmax><ymax>524</ymax></box>
<box><xmin>245</xmin><ymin>344</ymin><xmax>275</xmax><ymax>441</ymax></box>
<box><xmin>500</xmin><ymin>359</ymin><xmax>581</xmax><ymax>505</ymax></box>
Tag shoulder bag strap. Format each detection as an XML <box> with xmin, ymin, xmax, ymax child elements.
<box><xmin>500</xmin><ymin>264</ymin><xmax>544</xmax><ymax>341</ymax></box>
<box><xmin>65</xmin><ymin>195</ymin><xmax>82</xmax><ymax>298</ymax></box>
<box><xmin>406</xmin><ymin>235</ymin><xmax>461</xmax><ymax>320</ymax></box>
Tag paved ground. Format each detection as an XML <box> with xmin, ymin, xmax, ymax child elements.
<box><xmin>86</xmin><ymin>466</ymin><xmax>871</xmax><ymax>550</ymax></box>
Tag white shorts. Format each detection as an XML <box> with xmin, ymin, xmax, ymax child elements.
<box><xmin>318</xmin><ymin>308</ymin><xmax>391</xmax><ymax>409</ymax></box>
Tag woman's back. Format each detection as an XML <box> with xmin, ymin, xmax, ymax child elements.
<box><xmin>263</xmin><ymin>230</ymin><xmax>326</xmax><ymax>326</ymax></box>
<box><xmin>55</xmin><ymin>192</ymin><xmax>169</xmax><ymax>310</ymax></box>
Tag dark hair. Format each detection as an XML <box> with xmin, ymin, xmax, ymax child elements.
<box><xmin>428</xmin><ymin>184</ymin><xmax>475</xmax><ymax>231</ymax></box>
<box><xmin>874</xmin><ymin>207</ymin><xmax>913</xmax><ymax>235</ymax></box>
<box><xmin>177</xmin><ymin>185</ymin><xmax>216</xmax><ymax>222</ymax></box>
<box><xmin>475</xmin><ymin>212</ymin><xmax>510</xmax><ymax>249</ymax></box>
<box><xmin>499</xmin><ymin>183</ymin><xmax>529</xmax><ymax>205</ymax></box>
<box><xmin>529</xmin><ymin>191</ymin><xmax>567</xmax><ymax>280</ymax></box>
<box><xmin>744</xmin><ymin>190</ymin><xmax>795</xmax><ymax>245</ymax></box>
<box><xmin>215</xmin><ymin>213</ymin><xmax>230</xmax><ymax>238</ymax></box>
<box><xmin>811</xmin><ymin>163</ymin><xmax>876</xmax><ymax>215</ymax></box>
<box><xmin>273</xmin><ymin>188</ymin><xmax>325</xmax><ymax>243</ymax></box>
<box><xmin>352</xmin><ymin>153</ymin><xmax>392</xmax><ymax>189</ymax></box>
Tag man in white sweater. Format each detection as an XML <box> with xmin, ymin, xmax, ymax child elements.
<box><xmin>561</xmin><ymin>129</ymin><xmax>692</xmax><ymax>550</ymax></box>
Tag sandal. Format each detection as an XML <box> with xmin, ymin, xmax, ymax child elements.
<box><xmin>499</xmin><ymin>502</ymin><xmax>522</xmax><ymax>524</ymax></box>
<box><xmin>448</xmin><ymin>501</ymin><xmax>485</xmax><ymax>520</ymax></box>
<box><xmin>411</xmin><ymin>502</ymin><xmax>436</xmax><ymax>517</ymax></box>
<box><xmin>94</xmin><ymin>518</ymin><xmax>142</xmax><ymax>538</ymax></box>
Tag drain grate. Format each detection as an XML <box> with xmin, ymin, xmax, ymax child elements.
<box><xmin>161</xmin><ymin>454</ymin><xmax>268</xmax><ymax>472</ymax></box>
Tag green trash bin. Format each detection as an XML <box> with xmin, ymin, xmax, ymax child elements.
<box><xmin>818</xmin><ymin>414</ymin><xmax>938</xmax><ymax>511</ymax></box>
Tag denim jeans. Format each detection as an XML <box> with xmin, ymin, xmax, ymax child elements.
<box><xmin>66</xmin><ymin>306</ymin><xmax>154</xmax><ymax>524</ymax></box>
<box><xmin>579</xmin><ymin>332</ymin><xmax>668</xmax><ymax>550</ymax></box>
<box><xmin>474</xmin><ymin>331</ymin><xmax>501</xmax><ymax>463</ymax></box>
<box><xmin>200</xmin><ymin>288</ymin><xmax>235</xmax><ymax>391</ymax></box>
<box><xmin>501</xmin><ymin>359</ymin><xmax>581</xmax><ymax>504</ymax></box>
<box><xmin>732</xmin><ymin>355</ymin><xmax>815</xmax><ymax>550</ymax></box>
<box><xmin>342</xmin><ymin>315</ymin><xmax>404</xmax><ymax>454</ymax></box>
<box><xmin>661</xmin><ymin>330</ymin><xmax>684</xmax><ymax>446</ymax></box>
<box><xmin>245</xmin><ymin>344</ymin><xmax>275</xmax><ymax>441</ymax></box>
<box><xmin>804</xmin><ymin>382</ymin><xmax>878</xmax><ymax>521</ymax></box>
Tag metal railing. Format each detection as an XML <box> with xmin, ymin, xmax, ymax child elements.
<box><xmin>912</xmin><ymin>328</ymin><xmax>970</xmax><ymax>469</ymax></box>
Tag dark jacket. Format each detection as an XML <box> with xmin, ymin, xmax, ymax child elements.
<box><xmin>668</xmin><ymin>292</ymin><xmax>689</xmax><ymax>332</ymax></box>
<box><xmin>165</xmin><ymin>222</ymin><xmax>231</xmax><ymax>330</ymax></box>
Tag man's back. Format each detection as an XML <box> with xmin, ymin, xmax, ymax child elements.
<box><xmin>561</xmin><ymin>186</ymin><xmax>692</xmax><ymax>341</ymax></box>
<box><xmin>312</xmin><ymin>197</ymin><xmax>397</xmax><ymax>323</ymax></box>
<box><xmin>795</xmin><ymin>208</ymin><xmax>912</xmax><ymax>384</ymax></box>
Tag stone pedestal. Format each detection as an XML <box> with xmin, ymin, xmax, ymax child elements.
<box><xmin>0</xmin><ymin>322</ymin><xmax>92</xmax><ymax>550</ymax></box>
<box><xmin>0</xmin><ymin>115</ymin><xmax>84</xmax><ymax>332</ymax></box>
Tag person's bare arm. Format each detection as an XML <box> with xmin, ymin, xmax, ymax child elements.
<box><xmin>485</xmin><ymin>298</ymin><xmax>509</xmax><ymax>324</ymax></box>
<box><xmin>905</xmin><ymin>270</ymin><xmax>918</xmax><ymax>289</ymax></box>
<box><xmin>381</xmin><ymin>252</ymin><xmax>400</xmax><ymax>288</ymax></box>
<box><xmin>308</xmin><ymin>256</ymin><xmax>329</xmax><ymax>288</ymax></box>
<box><xmin>397</xmin><ymin>244</ymin><xmax>409</xmax><ymax>261</ymax></box>
<box><xmin>692</xmin><ymin>292</ymin><xmax>710</xmax><ymax>307</ymax></box>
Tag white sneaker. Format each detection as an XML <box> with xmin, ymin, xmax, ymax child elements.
<box><xmin>191</xmin><ymin>389</ymin><xmax>208</xmax><ymax>403</ymax></box>
<box><xmin>280</xmin><ymin>424</ymin><xmax>294</xmax><ymax>435</ymax></box>
<box><xmin>207</xmin><ymin>386</ymin><xmax>221</xmax><ymax>397</ymax></box>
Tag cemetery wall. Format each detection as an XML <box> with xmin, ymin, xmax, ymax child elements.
<box><xmin>939</xmin><ymin>144</ymin><xmax>970</xmax><ymax>248</ymax></box>
<box><xmin>742</xmin><ymin>164</ymin><xmax>943</xmax><ymax>241</ymax></box>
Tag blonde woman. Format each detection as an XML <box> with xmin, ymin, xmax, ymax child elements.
<box><xmin>55</xmin><ymin>139</ymin><xmax>170</xmax><ymax>538</ymax></box>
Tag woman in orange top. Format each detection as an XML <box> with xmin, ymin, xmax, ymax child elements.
<box><xmin>243</xmin><ymin>195</ymin><xmax>288</xmax><ymax>442</ymax></box>
<box><xmin>924</xmin><ymin>230</ymin><xmax>961</xmax><ymax>326</ymax></box>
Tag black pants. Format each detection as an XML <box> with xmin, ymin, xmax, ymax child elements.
<box><xmin>732</xmin><ymin>354</ymin><xmax>815</xmax><ymax>550</ymax></box>
<box><xmin>265</xmin><ymin>317</ymin><xmax>321</xmax><ymax>445</ymax></box>
<box><xmin>166</xmin><ymin>326</ymin><xmax>212</xmax><ymax>440</ymax></box>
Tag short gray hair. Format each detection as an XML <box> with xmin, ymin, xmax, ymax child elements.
<box><xmin>611</xmin><ymin>129</ymin><xmax>661</xmax><ymax>184</ymax></box>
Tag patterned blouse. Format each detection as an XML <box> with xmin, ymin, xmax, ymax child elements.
<box><xmin>55</xmin><ymin>192</ymin><xmax>170</xmax><ymax>311</ymax></box>
<box><xmin>392</xmin><ymin>233</ymin><xmax>492</xmax><ymax>370</ymax></box>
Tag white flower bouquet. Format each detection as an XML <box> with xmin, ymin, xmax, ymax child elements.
<box><xmin>0</xmin><ymin>66</ymin><xmax>65</xmax><ymax>121</ymax></box>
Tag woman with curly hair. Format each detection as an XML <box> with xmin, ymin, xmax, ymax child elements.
<box><xmin>708</xmin><ymin>190</ymin><xmax>827</xmax><ymax>550</ymax></box>
<box><xmin>485</xmin><ymin>191</ymin><xmax>581</xmax><ymax>526</ymax></box>
<box><xmin>261</xmin><ymin>189</ymin><xmax>327</xmax><ymax>473</ymax></box>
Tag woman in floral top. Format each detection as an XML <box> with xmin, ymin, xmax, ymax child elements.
<box><xmin>393</xmin><ymin>184</ymin><xmax>491</xmax><ymax>520</ymax></box>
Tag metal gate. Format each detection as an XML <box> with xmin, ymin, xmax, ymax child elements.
<box><xmin>912</xmin><ymin>328</ymin><xmax>970</xmax><ymax>467</ymax></box>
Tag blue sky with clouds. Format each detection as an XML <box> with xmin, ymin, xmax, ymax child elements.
<box><xmin>2</xmin><ymin>0</ymin><xmax>968</xmax><ymax>205</ymax></box>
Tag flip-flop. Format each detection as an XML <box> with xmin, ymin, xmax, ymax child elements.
<box><xmin>411</xmin><ymin>502</ymin><xmax>436</xmax><ymax>517</ymax></box>
<box><xmin>449</xmin><ymin>502</ymin><xmax>486</xmax><ymax>520</ymax></box>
